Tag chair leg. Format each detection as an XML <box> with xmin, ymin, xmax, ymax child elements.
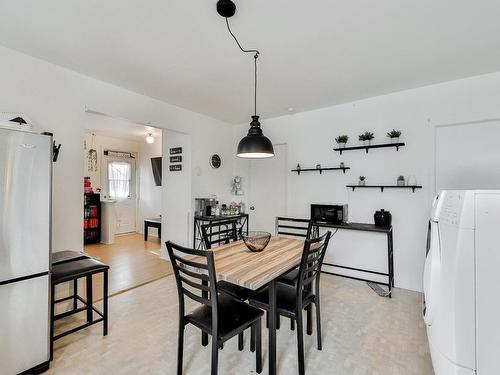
<box><xmin>316</xmin><ymin>300</ymin><xmax>322</xmax><ymax>350</ymax></box>
<box><xmin>238</xmin><ymin>332</ymin><xmax>244</xmax><ymax>351</ymax></box>
<box><xmin>86</xmin><ymin>275</ymin><xmax>93</xmax><ymax>323</ymax></box>
<box><xmin>211</xmin><ymin>337</ymin><xmax>219</xmax><ymax>375</ymax></box>
<box><xmin>250</xmin><ymin>325</ymin><xmax>256</xmax><ymax>352</ymax></box>
<box><xmin>255</xmin><ymin>319</ymin><xmax>262</xmax><ymax>374</ymax></box>
<box><xmin>290</xmin><ymin>318</ymin><xmax>295</xmax><ymax>331</ymax></box>
<box><xmin>306</xmin><ymin>305</ymin><xmax>312</xmax><ymax>336</ymax></box>
<box><xmin>296</xmin><ymin>311</ymin><xmax>305</xmax><ymax>375</ymax></box>
<box><xmin>267</xmin><ymin>311</ymin><xmax>280</xmax><ymax>329</ymax></box>
<box><xmin>103</xmin><ymin>270</ymin><xmax>108</xmax><ymax>336</ymax></box>
<box><xmin>73</xmin><ymin>279</ymin><xmax>78</xmax><ymax>310</ymax></box>
<box><xmin>177</xmin><ymin>324</ymin><xmax>184</xmax><ymax>375</ymax></box>
<box><xmin>49</xmin><ymin>283</ymin><xmax>55</xmax><ymax>361</ymax></box>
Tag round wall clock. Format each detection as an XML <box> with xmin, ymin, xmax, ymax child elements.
<box><xmin>210</xmin><ymin>154</ymin><xmax>222</xmax><ymax>169</ymax></box>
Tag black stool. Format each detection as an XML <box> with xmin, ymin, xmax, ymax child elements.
<box><xmin>50</xmin><ymin>257</ymin><xmax>109</xmax><ymax>360</ymax></box>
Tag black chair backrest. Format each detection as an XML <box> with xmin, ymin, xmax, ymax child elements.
<box><xmin>275</xmin><ymin>217</ymin><xmax>312</xmax><ymax>239</ymax></box>
<box><xmin>296</xmin><ymin>231</ymin><xmax>332</xmax><ymax>296</ymax></box>
<box><xmin>201</xmin><ymin>219</ymin><xmax>239</xmax><ymax>249</ymax></box>
<box><xmin>166</xmin><ymin>241</ymin><xmax>219</xmax><ymax>317</ymax></box>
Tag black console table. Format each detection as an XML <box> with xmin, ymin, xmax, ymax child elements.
<box><xmin>312</xmin><ymin>222</ymin><xmax>394</xmax><ymax>297</ymax></box>
<box><xmin>193</xmin><ymin>213</ymin><xmax>249</xmax><ymax>250</ymax></box>
<box><xmin>144</xmin><ymin>218</ymin><xmax>162</xmax><ymax>241</ymax></box>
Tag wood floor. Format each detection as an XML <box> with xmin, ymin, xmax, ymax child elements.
<box><xmin>83</xmin><ymin>233</ymin><xmax>172</xmax><ymax>300</ymax></box>
<box><xmin>48</xmin><ymin>275</ymin><xmax>434</xmax><ymax>375</ymax></box>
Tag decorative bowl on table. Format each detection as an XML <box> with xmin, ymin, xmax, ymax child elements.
<box><xmin>241</xmin><ymin>231</ymin><xmax>271</xmax><ymax>252</ymax></box>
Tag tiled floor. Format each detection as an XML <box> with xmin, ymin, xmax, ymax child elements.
<box><xmin>49</xmin><ymin>274</ymin><xmax>434</xmax><ymax>375</ymax></box>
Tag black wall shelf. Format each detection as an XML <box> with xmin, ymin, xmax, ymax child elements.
<box><xmin>292</xmin><ymin>167</ymin><xmax>350</xmax><ymax>175</ymax></box>
<box><xmin>347</xmin><ymin>185</ymin><xmax>422</xmax><ymax>192</ymax></box>
<box><xmin>334</xmin><ymin>142</ymin><xmax>405</xmax><ymax>155</ymax></box>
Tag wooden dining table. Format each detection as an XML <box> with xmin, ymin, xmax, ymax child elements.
<box><xmin>188</xmin><ymin>236</ymin><xmax>305</xmax><ymax>375</ymax></box>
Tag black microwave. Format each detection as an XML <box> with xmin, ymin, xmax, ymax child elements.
<box><xmin>311</xmin><ymin>204</ymin><xmax>348</xmax><ymax>225</ymax></box>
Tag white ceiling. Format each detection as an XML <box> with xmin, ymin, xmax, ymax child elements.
<box><xmin>1</xmin><ymin>1</ymin><xmax>499</xmax><ymax>123</ymax></box>
<box><xmin>85</xmin><ymin>111</ymin><xmax>162</xmax><ymax>142</ymax></box>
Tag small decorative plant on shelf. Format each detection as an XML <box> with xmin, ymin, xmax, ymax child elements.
<box><xmin>397</xmin><ymin>175</ymin><xmax>405</xmax><ymax>186</ymax></box>
<box><xmin>335</xmin><ymin>135</ymin><xmax>349</xmax><ymax>148</ymax></box>
<box><xmin>387</xmin><ymin>129</ymin><xmax>402</xmax><ymax>143</ymax></box>
<box><xmin>358</xmin><ymin>176</ymin><xmax>366</xmax><ymax>186</ymax></box>
<box><xmin>359</xmin><ymin>131</ymin><xmax>374</xmax><ymax>146</ymax></box>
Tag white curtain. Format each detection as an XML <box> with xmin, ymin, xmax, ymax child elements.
<box><xmin>108</xmin><ymin>161</ymin><xmax>131</xmax><ymax>199</ymax></box>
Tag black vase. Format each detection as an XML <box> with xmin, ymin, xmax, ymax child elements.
<box><xmin>374</xmin><ymin>209</ymin><xmax>392</xmax><ymax>227</ymax></box>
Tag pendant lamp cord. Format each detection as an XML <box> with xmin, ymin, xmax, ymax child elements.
<box><xmin>225</xmin><ymin>17</ymin><xmax>260</xmax><ymax>116</ymax></box>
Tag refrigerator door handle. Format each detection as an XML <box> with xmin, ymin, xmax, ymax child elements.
<box><xmin>0</xmin><ymin>271</ymin><xmax>49</xmax><ymax>286</ymax></box>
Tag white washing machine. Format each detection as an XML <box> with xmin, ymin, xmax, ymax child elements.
<box><xmin>424</xmin><ymin>190</ymin><xmax>500</xmax><ymax>375</ymax></box>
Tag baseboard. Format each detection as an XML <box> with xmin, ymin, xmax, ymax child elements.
<box><xmin>20</xmin><ymin>360</ymin><xmax>50</xmax><ymax>374</ymax></box>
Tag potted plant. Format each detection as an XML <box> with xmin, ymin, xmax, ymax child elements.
<box><xmin>359</xmin><ymin>176</ymin><xmax>366</xmax><ymax>186</ymax></box>
<box><xmin>397</xmin><ymin>175</ymin><xmax>405</xmax><ymax>186</ymax></box>
<box><xmin>358</xmin><ymin>131</ymin><xmax>374</xmax><ymax>146</ymax></box>
<box><xmin>387</xmin><ymin>129</ymin><xmax>402</xmax><ymax>143</ymax></box>
<box><xmin>335</xmin><ymin>135</ymin><xmax>349</xmax><ymax>148</ymax></box>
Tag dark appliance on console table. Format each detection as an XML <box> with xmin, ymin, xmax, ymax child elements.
<box><xmin>311</xmin><ymin>203</ymin><xmax>348</xmax><ymax>225</ymax></box>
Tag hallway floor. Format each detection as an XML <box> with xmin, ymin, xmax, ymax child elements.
<box><xmin>84</xmin><ymin>232</ymin><xmax>172</xmax><ymax>300</ymax></box>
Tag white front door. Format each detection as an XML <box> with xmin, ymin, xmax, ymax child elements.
<box><xmin>103</xmin><ymin>156</ymin><xmax>137</xmax><ymax>234</ymax></box>
<box><xmin>248</xmin><ymin>144</ymin><xmax>287</xmax><ymax>233</ymax></box>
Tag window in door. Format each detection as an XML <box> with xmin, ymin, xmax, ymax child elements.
<box><xmin>108</xmin><ymin>161</ymin><xmax>131</xmax><ymax>199</ymax></box>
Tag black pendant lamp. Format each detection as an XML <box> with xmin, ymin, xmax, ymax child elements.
<box><xmin>217</xmin><ymin>0</ymin><xmax>274</xmax><ymax>158</ymax></box>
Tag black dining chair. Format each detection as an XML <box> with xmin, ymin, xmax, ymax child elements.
<box><xmin>275</xmin><ymin>217</ymin><xmax>314</xmax><ymax>331</ymax></box>
<box><xmin>248</xmin><ymin>231</ymin><xmax>332</xmax><ymax>375</ymax></box>
<box><xmin>201</xmin><ymin>219</ymin><xmax>256</xmax><ymax>302</ymax></box>
<box><xmin>166</xmin><ymin>240</ymin><xmax>263</xmax><ymax>375</ymax></box>
<box><xmin>275</xmin><ymin>217</ymin><xmax>313</xmax><ymax>286</ymax></box>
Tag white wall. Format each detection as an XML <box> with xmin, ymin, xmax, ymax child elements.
<box><xmin>162</xmin><ymin>130</ymin><xmax>192</xmax><ymax>256</ymax></box>
<box><xmin>0</xmin><ymin>45</ymin><xmax>234</xmax><ymax>253</ymax></box>
<box><xmin>436</xmin><ymin>120</ymin><xmax>500</xmax><ymax>191</ymax></box>
<box><xmin>137</xmin><ymin>134</ymin><xmax>162</xmax><ymax>234</ymax></box>
<box><xmin>234</xmin><ymin>72</ymin><xmax>500</xmax><ymax>292</ymax></box>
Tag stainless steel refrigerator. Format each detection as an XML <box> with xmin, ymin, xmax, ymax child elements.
<box><xmin>0</xmin><ymin>126</ymin><xmax>52</xmax><ymax>374</ymax></box>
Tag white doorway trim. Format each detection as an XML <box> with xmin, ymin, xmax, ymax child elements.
<box><xmin>84</xmin><ymin>109</ymin><xmax>193</xmax><ymax>262</ymax></box>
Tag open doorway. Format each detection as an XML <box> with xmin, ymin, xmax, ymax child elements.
<box><xmin>83</xmin><ymin>111</ymin><xmax>172</xmax><ymax>297</ymax></box>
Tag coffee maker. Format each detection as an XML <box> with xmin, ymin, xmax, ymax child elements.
<box><xmin>195</xmin><ymin>198</ymin><xmax>216</xmax><ymax>217</ymax></box>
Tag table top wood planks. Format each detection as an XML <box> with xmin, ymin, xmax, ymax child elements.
<box><xmin>186</xmin><ymin>237</ymin><xmax>305</xmax><ymax>290</ymax></box>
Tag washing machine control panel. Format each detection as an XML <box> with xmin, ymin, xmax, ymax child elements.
<box><xmin>435</xmin><ymin>190</ymin><xmax>475</xmax><ymax>228</ymax></box>
<box><xmin>439</xmin><ymin>191</ymin><xmax>464</xmax><ymax>226</ymax></box>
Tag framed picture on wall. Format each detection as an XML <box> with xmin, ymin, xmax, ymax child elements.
<box><xmin>169</xmin><ymin>147</ymin><xmax>182</xmax><ymax>155</ymax></box>
<box><xmin>170</xmin><ymin>155</ymin><xmax>182</xmax><ymax>163</ymax></box>
<box><xmin>169</xmin><ymin>164</ymin><xmax>182</xmax><ymax>172</ymax></box>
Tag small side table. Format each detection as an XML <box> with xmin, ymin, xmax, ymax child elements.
<box><xmin>312</xmin><ymin>222</ymin><xmax>394</xmax><ymax>297</ymax></box>
<box><xmin>144</xmin><ymin>218</ymin><xmax>162</xmax><ymax>241</ymax></box>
